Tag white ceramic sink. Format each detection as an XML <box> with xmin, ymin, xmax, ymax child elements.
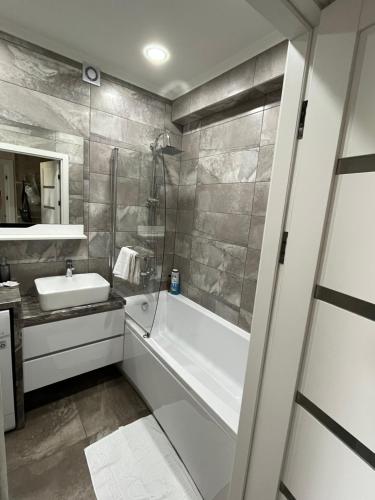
<box><xmin>35</xmin><ymin>273</ymin><xmax>110</xmax><ymax>311</ymax></box>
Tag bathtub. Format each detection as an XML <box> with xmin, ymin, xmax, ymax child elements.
<box><xmin>121</xmin><ymin>291</ymin><xmax>249</xmax><ymax>500</ymax></box>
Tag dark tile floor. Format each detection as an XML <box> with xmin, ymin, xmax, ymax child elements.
<box><xmin>5</xmin><ymin>366</ymin><xmax>150</xmax><ymax>500</ymax></box>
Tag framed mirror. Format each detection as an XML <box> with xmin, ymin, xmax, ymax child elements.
<box><xmin>0</xmin><ymin>142</ymin><xmax>85</xmax><ymax>240</ymax></box>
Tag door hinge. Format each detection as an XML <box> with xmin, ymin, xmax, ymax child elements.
<box><xmin>58</xmin><ymin>174</ymin><xmax>61</xmax><ymax>180</ymax></box>
<box><xmin>297</xmin><ymin>100</ymin><xmax>308</xmax><ymax>139</ymax></box>
<box><xmin>279</xmin><ymin>231</ymin><xmax>288</xmax><ymax>264</ymax></box>
<box><xmin>58</xmin><ymin>200</ymin><xmax>61</xmax><ymax>206</ymax></box>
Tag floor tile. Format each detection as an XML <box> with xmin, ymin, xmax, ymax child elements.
<box><xmin>5</xmin><ymin>396</ymin><xmax>86</xmax><ymax>471</ymax></box>
<box><xmin>7</xmin><ymin>438</ymin><xmax>95</xmax><ymax>500</ymax></box>
<box><xmin>74</xmin><ymin>376</ymin><xmax>150</xmax><ymax>439</ymax></box>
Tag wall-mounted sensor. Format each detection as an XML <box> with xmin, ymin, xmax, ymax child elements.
<box><xmin>82</xmin><ymin>63</ymin><xmax>101</xmax><ymax>86</ymax></box>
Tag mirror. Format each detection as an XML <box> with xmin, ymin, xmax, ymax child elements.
<box><xmin>0</xmin><ymin>143</ymin><xmax>69</xmax><ymax>227</ymax></box>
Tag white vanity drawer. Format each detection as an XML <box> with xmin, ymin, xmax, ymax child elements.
<box><xmin>23</xmin><ymin>336</ymin><xmax>124</xmax><ymax>392</ymax></box>
<box><xmin>23</xmin><ymin>309</ymin><xmax>124</xmax><ymax>360</ymax></box>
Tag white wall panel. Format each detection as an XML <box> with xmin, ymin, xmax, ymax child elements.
<box><xmin>319</xmin><ymin>172</ymin><xmax>375</xmax><ymax>303</ymax></box>
<box><xmin>342</xmin><ymin>26</ymin><xmax>375</xmax><ymax>157</ymax></box>
<box><xmin>283</xmin><ymin>407</ymin><xmax>375</xmax><ymax>500</ymax></box>
<box><xmin>301</xmin><ymin>300</ymin><xmax>375</xmax><ymax>450</ymax></box>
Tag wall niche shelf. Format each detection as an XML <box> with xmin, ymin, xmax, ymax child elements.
<box><xmin>0</xmin><ymin>224</ymin><xmax>86</xmax><ymax>241</ymax></box>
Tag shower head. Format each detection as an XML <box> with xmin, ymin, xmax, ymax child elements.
<box><xmin>151</xmin><ymin>130</ymin><xmax>183</xmax><ymax>156</ymax></box>
<box><xmin>159</xmin><ymin>144</ymin><xmax>183</xmax><ymax>156</ymax></box>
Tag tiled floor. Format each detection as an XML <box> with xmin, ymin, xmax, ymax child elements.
<box><xmin>5</xmin><ymin>366</ymin><xmax>150</xmax><ymax>500</ymax></box>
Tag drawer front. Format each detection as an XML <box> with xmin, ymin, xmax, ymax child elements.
<box><xmin>23</xmin><ymin>309</ymin><xmax>124</xmax><ymax>360</ymax></box>
<box><xmin>24</xmin><ymin>336</ymin><xmax>124</xmax><ymax>392</ymax></box>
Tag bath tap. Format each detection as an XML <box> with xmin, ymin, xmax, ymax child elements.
<box><xmin>65</xmin><ymin>259</ymin><xmax>75</xmax><ymax>278</ymax></box>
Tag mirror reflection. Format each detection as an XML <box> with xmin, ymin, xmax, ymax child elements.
<box><xmin>0</xmin><ymin>152</ymin><xmax>61</xmax><ymax>225</ymax></box>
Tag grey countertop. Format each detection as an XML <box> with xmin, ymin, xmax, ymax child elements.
<box><xmin>0</xmin><ymin>286</ymin><xmax>22</xmax><ymax>310</ymax></box>
<box><xmin>21</xmin><ymin>290</ymin><xmax>126</xmax><ymax>328</ymax></box>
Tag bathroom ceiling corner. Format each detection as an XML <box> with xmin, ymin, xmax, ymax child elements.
<box><xmin>0</xmin><ymin>0</ymin><xmax>284</xmax><ymax>99</ymax></box>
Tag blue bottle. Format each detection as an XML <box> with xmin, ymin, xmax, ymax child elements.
<box><xmin>170</xmin><ymin>268</ymin><xmax>180</xmax><ymax>295</ymax></box>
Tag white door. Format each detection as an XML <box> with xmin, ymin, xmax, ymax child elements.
<box><xmin>40</xmin><ymin>160</ymin><xmax>61</xmax><ymax>224</ymax></box>
<box><xmin>0</xmin><ymin>159</ymin><xmax>15</xmax><ymax>223</ymax></box>
<box><xmin>240</xmin><ymin>1</ymin><xmax>375</xmax><ymax>499</ymax></box>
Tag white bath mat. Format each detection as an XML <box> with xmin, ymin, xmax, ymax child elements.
<box><xmin>85</xmin><ymin>415</ymin><xmax>202</xmax><ymax>500</ymax></box>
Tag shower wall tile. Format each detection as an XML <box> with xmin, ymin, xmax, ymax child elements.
<box><xmin>91</xmin><ymin>79</ymin><xmax>165</xmax><ymax>129</ymax></box>
<box><xmin>88</xmin><ymin>232</ymin><xmax>111</xmax><ymax>259</ymax></box>
<box><xmin>253</xmin><ymin>42</ymin><xmax>287</xmax><ymax>88</ymax></box>
<box><xmin>116</xmin><ymin>206</ymin><xmax>148</xmax><ymax>231</ymax></box>
<box><xmin>199</xmin><ymin>111</ymin><xmax>262</xmax><ymax>156</ymax></box>
<box><xmin>256</xmin><ymin>145</ymin><xmax>274</xmax><ymax>181</ymax></box>
<box><xmin>116</xmin><ymin>177</ymin><xmax>139</xmax><ymax>206</ymax></box>
<box><xmin>244</xmin><ymin>248</ymin><xmax>261</xmax><ymax>281</ymax></box>
<box><xmin>2</xmin><ymin>241</ymin><xmax>56</xmax><ymax>264</ymax></box>
<box><xmin>56</xmin><ymin>239</ymin><xmax>88</xmax><ymax>261</ymax></box>
<box><xmin>197</xmin><ymin>149</ymin><xmax>258</xmax><ymax>185</ymax></box>
<box><xmin>180</xmin><ymin>159</ymin><xmax>198</xmax><ymax>185</ymax></box>
<box><xmin>90</xmin><ymin>109</ymin><xmax>128</xmax><ymax>145</ymax></box>
<box><xmin>181</xmin><ymin>132</ymin><xmax>200</xmax><ymax>160</ymax></box>
<box><xmin>191</xmin><ymin>237</ymin><xmax>247</xmax><ymax>277</ymax></box>
<box><xmin>248</xmin><ymin>215</ymin><xmax>265</xmax><ymax>250</ymax></box>
<box><xmin>195</xmin><ymin>183</ymin><xmax>254</xmax><ymax>214</ymax></box>
<box><xmin>194</xmin><ymin>211</ymin><xmax>250</xmax><ymax>246</ymax></box>
<box><xmin>0</xmin><ymin>39</ymin><xmax>90</xmax><ymax>106</ymax></box>
<box><xmin>241</xmin><ymin>279</ymin><xmax>257</xmax><ymax>313</ymax></box>
<box><xmin>175</xmin><ymin>233</ymin><xmax>192</xmax><ymax>260</ymax></box>
<box><xmin>178</xmin><ymin>185</ymin><xmax>196</xmax><ymax>210</ymax></box>
<box><xmin>176</xmin><ymin>210</ymin><xmax>194</xmax><ymax>234</ymax></box>
<box><xmin>89</xmin><ymin>173</ymin><xmax>111</xmax><ymax>204</ymax></box>
<box><xmin>88</xmin><ymin>203</ymin><xmax>111</xmax><ymax>231</ymax></box>
<box><xmin>0</xmin><ymin>80</ymin><xmax>89</xmax><ymax>137</ymax></box>
<box><xmin>260</xmin><ymin>105</ymin><xmax>280</xmax><ymax>146</ymax></box>
<box><xmin>252</xmin><ymin>182</ymin><xmax>270</xmax><ymax>216</ymax></box>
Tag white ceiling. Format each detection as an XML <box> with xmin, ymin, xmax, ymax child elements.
<box><xmin>0</xmin><ymin>0</ymin><xmax>283</xmax><ymax>99</ymax></box>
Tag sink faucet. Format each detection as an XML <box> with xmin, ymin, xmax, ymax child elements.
<box><xmin>65</xmin><ymin>259</ymin><xmax>75</xmax><ymax>278</ymax></box>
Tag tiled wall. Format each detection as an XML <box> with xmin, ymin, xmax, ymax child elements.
<box><xmin>173</xmin><ymin>95</ymin><xmax>281</xmax><ymax>332</ymax></box>
<box><xmin>0</xmin><ymin>33</ymin><xmax>180</xmax><ymax>295</ymax></box>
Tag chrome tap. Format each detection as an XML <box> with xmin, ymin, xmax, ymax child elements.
<box><xmin>65</xmin><ymin>259</ymin><xmax>75</xmax><ymax>278</ymax></box>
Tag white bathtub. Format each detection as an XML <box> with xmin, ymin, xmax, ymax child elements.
<box><xmin>122</xmin><ymin>291</ymin><xmax>249</xmax><ymax>500</ymax></box>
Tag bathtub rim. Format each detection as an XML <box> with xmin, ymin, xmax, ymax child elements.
<box><xmin>125</xmin><ymin>315</ymin><xmax>239</xmax><ymax>440</ymax></box>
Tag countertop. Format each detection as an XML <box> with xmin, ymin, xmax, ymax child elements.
<box><xmin>0</xmin><ymin>286</ymin><xmax>22</xmax><ymax>310</ymax></box>
<box><xmin>21</xmin><ymin>290</ymin><xmax>126</xmax><ymax>328</ymax></box>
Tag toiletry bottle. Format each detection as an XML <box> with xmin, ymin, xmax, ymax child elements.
<box><xmin>0</xmin><ymin>257</ymin><xmax>10</xmax><ymax>283</ymax></box>
<box><xmin>170</xmin><ymin>268</ymin><xmax>180</xmax><ymax>295</ymax></box>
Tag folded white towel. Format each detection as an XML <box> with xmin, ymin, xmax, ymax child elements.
<box><xmin>113</xmin><ymin>247</ymin><xmax>140</xmax><ymax>285</ymax></box>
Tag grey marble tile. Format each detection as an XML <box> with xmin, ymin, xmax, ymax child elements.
<box><xmin>248</xmin><ymin>215</ymin><xmax>265</xmax><ymax>250</ymax></box>
<box><xmin>256</xmin><ymin>145</ymin><xmax>274</xmax><ymax>181</ymax></box>
<box><xmin>118</xmin><ymin>148</ymin><xmax>143</xmax><ymax>179</ymax></box>
<box><xmin>190</xmin><ymin>261</ymin><xmax>242</xmax><ymax>307</ymax></box>
<box><xmin>10</xmin><ymin>262</ymin><xmax>65</xmax><ymax>295</ymax></box>
<box><xmin>260</xmin><ymin>105</ymin><xmax>280</xmax><ymax>146</ymax></box>
<box><xmin>214</xmin><ymin>300</ymin><xmax>240</xmax><ymax>326</ymax></box>
<box><xmin>194</xmin><ymin>211</ymin><xmax>250</xmax><ymax>246</ymax></box>
<box><xmin>126</xmin><ymin>119</ymin><xmax>162</xmax><ymax>152</ymax></box>
<box><xmin>164</xmin><ymin>231</ymin><xmax>176</xmax><ymax>255</ymax></box>
<box><xmin>180</xmin><ymin>159</ymin><xmax>198</xmax><ymax>185</ymax></box>
<box><xmin>239</xmin><ymin>308</ymin><xmax>252</xmax><ymax>333</ymax></box>
<box><xmin>116</xmin><ymin>206</ymin><xmax>148</xmax><ymax>231</ymax></box>
<box><xmin>88</xmin><ymin>258</ymin><xmax>110</xmax><ymax>281</ymax></box>
<box><xmin>0</xmin><ymin>122</ymin><xmax>55</xmax><ymax>151</ymax></box>
<box><xmin>163</xmin><ymin>157</ymin><xmax>180</xmax><ymax>185</ymax></box>
<box><xmin>0</xmin><ymin>39</ymin><xmax>90</xmax><ymax>106</ymax></box>
<box><xmin>190</xmin><ymin>72</ymin><xmax>231</xmax><ymax>114</ymax></box>
<box><xmin>227</xmin><ymin>58</ymin><xmax>256</xmax><ymax>97</ymax></box>
<box><xmin>181</xmin><ymin>131</ymin><xmax>200</xmax><ymax>160</ymax></box>
<box><xmin>90</xmin><ymin>109</ymin><xmax>128</xmax><ymax>145</ymax></box>
<box><xmin>195</xmin><ymin>183</ymin><xmax>254</xmax><ymax>214</ymax></box>
<box><xmin>0</xmin><ymin>240</ymin><xmax>56</xmax><ymax>264</ymax></box>
<box><xmin>91</xmin><ymin>78</ymin><xmax>165</xmax><ymax>128</ymax></box>
<box><xmin>191</xmin><ymin>236</ymin><xmax>247</xmax><ymax>277</ymax></box>
<box><xmin>88</xmin><ymin>232</ymin><xmax>111</xmax><ymax>258</ymax></box>
<box><xmin>73</xmin><ymin>376</ymin><xmax>149</xmax><ymax>440</ymax></box>
<box><xmin>88</xmin><ymin>202</ymin><xmax>111</xmax><ymax>231</ymax></box>
<box><xmin>164</xmin><ymin>102</ymin><xmax>183</xmax><ymax>135</ymax></box>
<box><xmin>173</xmin><ymin>255</ymin><xmax>191</xmax><ymax>286</ymax></box>
<box><xmin>178</xmin><ymin>185</ymin><xmax>196</xmax><ymax>210</ymax></box>
<box><xmin>252</xmin><ymin>182</ymin><xmax>270</xmax><ymax>216</ymax></box>
<box><xmin>69</xmin><ymin>179</ymin><xmax>83</xmax><ymax>196</ymax></box>
<box><xmin>5</xmin><ymin>396</ymin><xmax>86</xmax><ymax>471</ymax></box>
<box><xmin>69</xmin><ymin>164</ymin><xmax>84</xmax><ymax>183</ymax></box>
<box><xmin>254</xmin><ymin>42</ymin><xmax>287</xmax><ymax>87</ymax></box>
<box><xmin>241</xmin><ymin>278</ymin><xmax>257</xmax><ymax>313</ymax></box>
<box><xmin>165</xmin><ymin>209</ymin><xmax>177</xmax><ymax>232</ymax></box>
<box><xmin>7</xmin><ymin>438</ymin><xmax>95</xmax><ymax>500</ymax></box>
<box><xmin>69</xmin><ymin>197</ymin><xmax>84</xmax><ymax>224</ymax></box>
<box><xmin>56</xmin><ymin>239</ymin><xmax>88</xmax><ymax>261</ymax></box>
<box><xmin>165</xmin><ymin>184</ymin><xmax>179</xmax><ymax>209</ymax></box>
<box><xmin>0</xmin><ymin>80</ymin><xmax>89</xmax><ymax>137</ymax></box>
<box><xmin>116</xmin><ymin>177</ymin><xmax>139</xmax><ymax>206</ymax></box>
<box><xmin>89</xmin><ymin>173</ymin><xmax>111</xmax><ymax>204</ymax></box>
<box><xmin>199</xmin><ymin>111</ymin><xmax>262</xmax><ymax>156</ymax></box>
<box><xmin>175</xmin><ymin>233</ymin><xmax>192</xmax><ymax>259</ymax></box>
<box><xmin>176</xmin><ymin>210</ymin><xmax>194</xmax><ymax>234</ymax></box>
<box><xmin>171</xmin><ymin>93</ymin><xmax>191</xmax><ymax>121</ymax></box>
<box><xmin>244</xmin><ymin>248</ymin><xmax>261</xmax><ymax>280</ymax></box>
<box><xmin>89</xmin><ymin>141</ymin><xmax>112</xmax><ymax>175</ymax></box>
<box><xmin>56</xmin><ymin>139</ymin><xmax>84</xmax><ymax>165</ymax></box>
<box><xmin>198</xmin><ymin>149</ymin><xmax>258</xmax><ymax>184</ymax></box>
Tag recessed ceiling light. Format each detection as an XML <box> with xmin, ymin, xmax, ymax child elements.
<box><xmin>143</xmin><ymin>44</ymin><xmax>170</xmax><ymax>65</ymax></box>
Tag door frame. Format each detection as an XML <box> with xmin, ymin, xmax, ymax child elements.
<box><xmin>231</xmin><ymin>1</ymin><xmax>372</xmax><ymax>499</ymax></box>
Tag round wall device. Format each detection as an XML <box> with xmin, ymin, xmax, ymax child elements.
<box><xmin>82</xmin><ymin>62</ymin><xmax>101</xmax><ymax>86</ymax></box>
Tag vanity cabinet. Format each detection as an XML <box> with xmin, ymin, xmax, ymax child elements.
<box><xmin>23</xmin><ymin>309</ymin><xmax>125</xmax><ymax>392</ymax></box>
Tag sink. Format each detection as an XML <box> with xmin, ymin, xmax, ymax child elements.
<box><xmin>34</xmin><ymin>273</ymin><xmax>110</xmax><ymax>311</ymax></box>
